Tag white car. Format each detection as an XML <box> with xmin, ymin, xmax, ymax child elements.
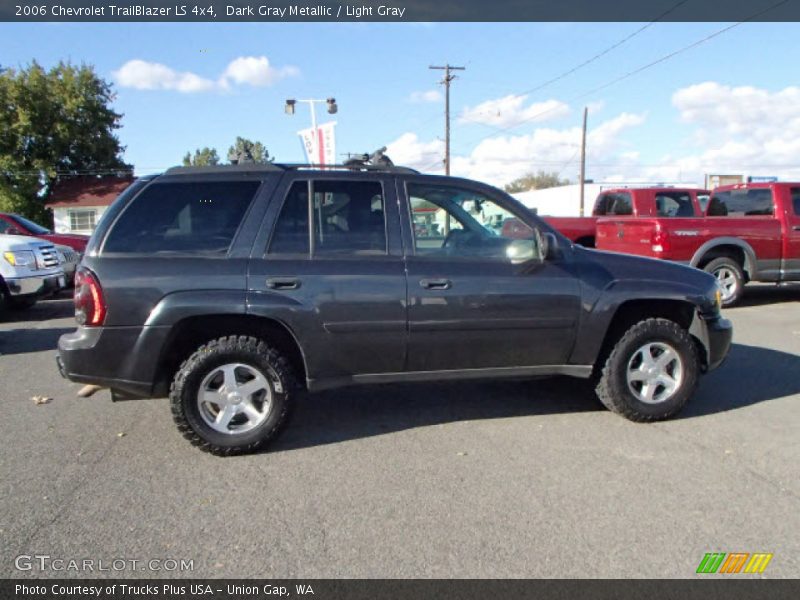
<box><xmin>55</xmin><ymin>244</ymin><xmax>80</xmax><ymax>286</ymax></box>
<box><xmin>1</xmin><ymin>235</ymin><xmax>65</xmax><ymax>310</ymax></box>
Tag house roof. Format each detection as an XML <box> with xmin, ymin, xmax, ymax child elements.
<box><xmin>46</xmin><ymin>176</ymin><xmax>134</xmax><ymax>209</ymax></box>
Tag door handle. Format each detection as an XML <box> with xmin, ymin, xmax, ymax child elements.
<box><xmin>266</xmin><ymin>277</ymin><xmax>300</xmax><ymax>290</ymax></box>
<box><xmin>420</xmin><ymin>278</ymin><xmax>452</xmax><ymax>290</ymax></box>
<box><xmin>793</xmin><ymin>225</ymin><xmax>800</xmax><ymax>231</ymax></box>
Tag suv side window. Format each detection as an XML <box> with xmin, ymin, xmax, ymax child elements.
<box><xmin>103</xmin><ymin>180</ymin><xmax>260</xmax><ymax>254</ymax></box>
<box><xmin>408</xmin><ymin>183</ymin><xmax>540</xmax><ymax>262</ymax></box>
<box><xmin>313</xmin><ymin>181</ymin><xmax>386</xmax><ymax>255</ymax></box>
<box><xmin>708</xmin><ymin>189</ymin><xmax>774</xmax><ymax>216</ymax></box>
<box><xmin>269</xmin><ymin>181</ymin><xmax>310</xmax><ymax>255</ymax></box>
<box><xmin>269</xmin><ymin>180</ymin><xmax>387</xmax><ymax>256</ymax></box>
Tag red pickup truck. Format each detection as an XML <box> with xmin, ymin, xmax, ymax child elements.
<box><xmin>0</xmin><ymin>212</ymin><xmax>89</xmax><ymax>253</ymax></box>
<box><xmin>596</xmin><ymin>182</ymin><xmax>800</xmax><ymax>306</ymax></box>
<box><xmin>543</xmin><ymin>187</ymin><xmax>709</xmax><ymax>247</ymax></box>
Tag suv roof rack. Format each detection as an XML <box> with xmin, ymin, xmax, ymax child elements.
<box><xmin>164</xmin><ymin>164</ymin><xmax>285</xmax><ymax>175</ymax></box>
<box><xmin>164</xmin><ymin>163</ymin><xmax>420</xmax><ymax>176</ymax></box>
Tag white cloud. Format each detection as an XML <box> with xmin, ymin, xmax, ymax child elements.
<box><xmin>386</xmin><ymin>111</ymin><xmax>646</xmax><ymax>186</ymax></box>
<box><xmin>409</xmin><ymin>89</ymin><xmax>442</xmax><ymax>103</ymax></box>
<box><xmin>632</xmin><ymin>82</ymin><xmax>800</xmax><ymax>183</ymax></box>
<box><xmin>113</xmin><ymin>59</ymin><xmax>217</xmax><ymax>93</ymax></box>
<box><xmin>386</xmin><ymin>133</ymin><xmax>444</xmax><ymax>170</ymax></box>
<box><xmin>221</xmin><ymin>56</ymin><xmax>299</xmax><ymax>88</ymax></box>
<box><xmin>459</xmin><ymin>95</ymin><xmax>570</xmax><ymax>129</ymax></box>
<box><xmin>113</xmin><ymin>56</ymin><xmax>299</xmax><ymax>93</ymax></box>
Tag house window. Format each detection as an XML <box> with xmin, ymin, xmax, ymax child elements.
<box><xmin>69</xmin><ymin>209</ymin><xmax>97</xmax><ymax>232</ymax></box>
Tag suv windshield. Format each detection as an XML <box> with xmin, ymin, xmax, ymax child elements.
<box><xmin>11</xmin><ymin>214</ymin><xmax>50</xmax><ymax>235</ymax></box>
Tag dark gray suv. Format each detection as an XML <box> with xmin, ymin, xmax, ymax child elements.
<box><xmin>58</xmin><ymin>164</ymin><xmax>732</xmax><ymax>455</ymax></box>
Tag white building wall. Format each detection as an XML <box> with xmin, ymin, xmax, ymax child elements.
<box><xmin>512</xmin><ymin>182</ymin><xmax>700</xmax><ymax>217</ymax></box>
<box><xmin>52</xmin><ymin>205</ymin><xmax>108</xmax><ymax>234</ymax></box>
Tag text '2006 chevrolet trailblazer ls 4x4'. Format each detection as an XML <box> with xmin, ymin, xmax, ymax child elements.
<box><xmin>57</xmin><ymin>163</ymin><xmax>732</xmax><ymax>455</ymax></box>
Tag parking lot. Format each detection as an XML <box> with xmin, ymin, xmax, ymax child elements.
<box><xmin>1</xmin><ymin>286</ymin><xmax>798</xmax><ymax>579</ymax></box>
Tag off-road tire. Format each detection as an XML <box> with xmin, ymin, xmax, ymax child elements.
<box><xmin>703</xmin><ymin>256</ymin><xmax>744</xmax><ymax>307</ymax></box>
<box><xmin>595</xmin><ymin>318</ymin><xmax>700</xmax><ymax>422</ymax></box>
<box><xmin>170</xmin><ymin>335</ymin><xmax>299</xmax><ymax>456</ymax></box>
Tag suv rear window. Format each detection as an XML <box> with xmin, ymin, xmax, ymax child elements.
<box><xmin>103</xmin><ymin>181</ymin><xmax>260</xmax><ymax>254</ymax></box>
<box><xmin>655</xmin><ymin>192</ymin><xmax>696</xmax><ymax>217</ymax></box>
<box><xmin>707</xmin><ymin>188</ymin><xmax>774</xmax><ymax>217</ymax></box>
<box><xmin>593</xmin><ymin>193</ymin><xmax>632</xmax><ymax>215</ymax></box>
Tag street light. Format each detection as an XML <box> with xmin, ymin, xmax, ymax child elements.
<box><xmin>285</xmin><ymin>97</ymin><xmax>338</xmax><ymax>165</ymax></box>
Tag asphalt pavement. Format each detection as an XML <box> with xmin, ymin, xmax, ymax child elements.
<box><xmin>1</xmin><ymin>286</ymin><xmax>798</xmax><ymax>578</ymax></box>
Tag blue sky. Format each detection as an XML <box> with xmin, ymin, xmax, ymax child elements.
<box><xmin>2</xmin><ymin>21</ymin><xmax>800</xmax><ymax>185</ymax></box>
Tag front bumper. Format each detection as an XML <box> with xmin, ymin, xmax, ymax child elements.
<box><xmin>5</xmin><ymin>273</ymin><xmax>65</xmax><ymax>297</ymax></box>
<box><xmin>690</xmin><ymin>312</ymin><xmax>733</xmax><ymax>371</ymax></box>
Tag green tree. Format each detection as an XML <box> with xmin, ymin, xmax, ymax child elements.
<box><xmin>504</xmin><ymin>170</ymin><xmax>570</xmax><ymax>194</ymax></box>
<box><xmin>0</xmin><ymin>61</ymin><xmax>129</xmax><ymax>222</ymax></box>
<box><xmin>227</xmin><ymin>137</ymin><xmax>272</xmax><ymax>164</ymax></box>
<box><xmin>182</xmin><ymin>147</ymin><xmax>220</xmax><ymax>167</ymax></box>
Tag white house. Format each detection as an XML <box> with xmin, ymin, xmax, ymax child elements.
<box><xmin>46</xmin><ymin>176</ymin><xmax>133</xmax><ymax>234</ymax></box>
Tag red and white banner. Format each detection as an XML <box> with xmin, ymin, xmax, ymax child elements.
<box><xmin>298</xmin><ymin>121</ymin><xmax>337</xmax><ymax>165</ymax></box>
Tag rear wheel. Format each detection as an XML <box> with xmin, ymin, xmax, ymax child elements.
<box><xmin>170</xmin><ymin>335</ymin><xmax>298</xmax><ymax>456</ymax></box>
<box><xmin>703</xmin><ymin>257</ymin><xmax>744</xmax><ymax>307</ymax></box>
<box><xmin>595</xmin><ymin>318</ymin><xmax>700</xmax><ymax>422</ymax></box>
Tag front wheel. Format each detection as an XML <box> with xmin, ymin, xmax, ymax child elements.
<box><xmin>170</xmin><ymin>335</ymin><xmax>298</xmax><ymax>455</ymax></box>
<box><xmin>595</xmin><ymin>318</ymin><xmax>700</xmax><ymax>422</ymax></box>
<box><xmin>704</xmin><ymin>257</ymin><xmax>744</xmax><ymax>307</ymax></box>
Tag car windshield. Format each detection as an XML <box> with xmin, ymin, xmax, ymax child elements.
<box><xmin>11</xmin><ymin>214</ymin><xmax>50</xmax><ymax>235</ymax></box>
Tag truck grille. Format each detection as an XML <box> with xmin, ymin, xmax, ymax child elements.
<box><xmin>35</xmin><ymin>245</ymin><xmax>59</xmax><ymax>269</ymax></box>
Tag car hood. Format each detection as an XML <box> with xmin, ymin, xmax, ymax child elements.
<box><xmin>0</xmin><ymin>234</ymin><xmax>53</xmax><ymax>251</ymax></box>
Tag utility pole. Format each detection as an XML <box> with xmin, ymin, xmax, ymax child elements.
<box><xmin>579</xmin><ymin>106</ymin><xmax>588</xmax><ymax>217</ymax></box>
<box><xmin>429</xmin><ymin>64</ymin><xmax>465</xmax><ymax>175</ymax></box>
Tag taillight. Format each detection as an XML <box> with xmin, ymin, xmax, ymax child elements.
<box><xmin>651</xmin><ymin>228</ymin><xmax>671</xmax><ymax>254</ymax></box>
<box><xmin>74</xmin><ymin>269</ymin><xmax>106</xmax><ymax>326</ymax></box>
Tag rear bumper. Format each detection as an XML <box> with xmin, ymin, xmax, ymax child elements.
<box><xmin>5</xmin><ymin>273</ymin><xmax>65</xmax><ymax>297</ymax></box>
<box><xmin>57</xmin><ymin>325</ymin><xmax>170</xmax><ymax>398</ymax></box>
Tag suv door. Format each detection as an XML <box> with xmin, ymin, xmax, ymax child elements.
<box><xmin>399</xmin><ymin>178</ymin><xmax>581</xmax><ymax>372</ymax></box>
<box><xmin>248</xmin><ymin>173</ymin><xmax>407</xmax><ymax>387</ymax></box>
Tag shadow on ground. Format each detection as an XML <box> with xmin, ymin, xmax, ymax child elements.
<box><xmin>269</xmin><ymin>342</ymin><xmax>800</xmax><ymax>453</ymax></box>
<box><xmin>729</xmin><ymin>284</ymin><xmax>799</xmax><ymax>308</ymax></box>
<box><xmin>0</xmin><ymin>294</ymin><xmax>74</xmax><ymax>324</ymax></box>
<box><xmin>0</xmin><ymin>326</ymin><xmax>73</xmax><ymax>355</ymax></box>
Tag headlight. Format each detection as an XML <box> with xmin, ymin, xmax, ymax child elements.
<box><xmin>3</xmin><ymin>250</ymin><xmax>36</xmax><ymax>269</ymax></box>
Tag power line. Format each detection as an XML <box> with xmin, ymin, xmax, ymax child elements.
<box><xmin>512</xmin><ymin>0</ymin><xmax>694</xmax><ymax>99</ymax></box>
<box><xmin>419</xmin><ymin>0</ymin><xmax>790</xmax><ymax>173</ymax></box>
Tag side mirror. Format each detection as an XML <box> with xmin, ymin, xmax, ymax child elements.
<box><xmin>542</xmin><ymin>232</ymin><xmax>560</xmax><ymax>261</ymax></box>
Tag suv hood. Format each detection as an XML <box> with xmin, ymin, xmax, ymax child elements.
<box><xmin>576</xmin><ymin>245</ymin><xmax>717</xmax><ymax>294</ymax></box>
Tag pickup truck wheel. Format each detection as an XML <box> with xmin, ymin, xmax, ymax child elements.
<box><xmin>170</xmin><ymin>335</ymin><xmax>298</xmax><ymax>456</ymax></box>
<box><xmin>595</xmin><ymin>318</ymin><xmax>699</xmax><ymax>422</ymax></box>
<box><xmin>703</xmin><ymin>257</ymin><xmax>744</xmax><ymax>307</ymax></box>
